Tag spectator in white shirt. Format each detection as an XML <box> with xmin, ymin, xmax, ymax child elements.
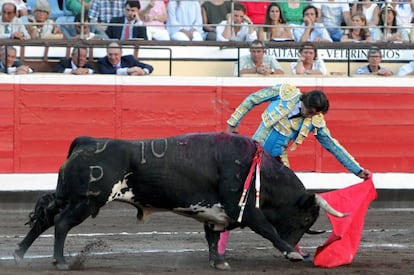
<box><xmin>0</xmin><ymin>2</ymin><xmax>30</xmax><ymax>39</ymax></box>
<box><xmin>312</xmin><ymin>0</ymin><xmax>352</xmax><ymax>41</ymax></box>
<box><xmin>216</xmin><ymin>2</ymin><xmax>257</xmax><ymax>42</ymax></box>
<box><xmin>293</xmin><ymin>5</ymin><xmax>332</xmax><ymax>42</ymax></box>
<box><xmin>167</xmin><ymin>0</ymin><xmax>204</xmax><ymax>41</ymax></box>
<box><xmin>234</xmin><ymin>40</ymin><xmax>284</xmax><ymax>76</ymax></box>
<box><xmin>0</xmin><ymin>46</ymin><xmax>33</xmax><ymax>74</ymax></box>
<box><xmin>291</xmin><ymin>42</ymin><xmax>328</xmax><ymax>75</ymax></box>
<box><xmin>139</xmin><ymin>0</ymin><xmax>170</xmax><ymax>40</ymax></box>
<box><xmin>397</xmin><ymin>60</ymin><xmax>414</xmax><ymax>76</ymax></box>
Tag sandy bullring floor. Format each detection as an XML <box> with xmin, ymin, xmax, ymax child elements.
<box><xmin>1</xmin><ymin>201</ymin><xmax>413</xmax><ymax>275</ymax></box>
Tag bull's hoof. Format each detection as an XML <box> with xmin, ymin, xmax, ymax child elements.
<box><xmin>285</xmin><ymin>251</ymin><xmax>304</xmax><ymax>261</ymax></box>
<box><xmin>53</xmin><ymin>258</ymin><xmax>70</xmax><ymax>270</ymax></box>
<box><xmin>13</xmin><ymin>246</ymin><xmax>24</xmax><ymax>265</ymax></box>
<box><xmin>210</xmin><ymin>260</ymin><xmax>231</xmax><ymax>271</ymax></box>
<box><xmin>55</xmin><ymin>262</ymin><xmax>70</xmax><ymax>270</ymax></box>
<box><xmin>302</xmin><ymin>254</ymin><xmax>313</xmax><ymax>262</ymax></box>
<box><xmin>209</xmin><ymin>254</ymin><xmax>231</xmax><ymax>271</ymax></box>
<box><xmin>294</xmin><ymin>244</ymin><xmax>310</xmax><ymax>258</ymax></box>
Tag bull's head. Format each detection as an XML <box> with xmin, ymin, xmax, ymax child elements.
<box><xmin>264</xmin><ymin>193</ymin><xmax>346</xmax><ymax>247</ymax></box>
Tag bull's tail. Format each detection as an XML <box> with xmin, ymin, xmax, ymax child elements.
<box><xmin>25</xmin><ymin>192</ymin><xmax>59</xmax><ymax>228</ymax></box>
<box><xmin>15</xmin><ymin>137</ymin><xmax>92</xmax><ymax>265</ymax></box>
<box><xmin>14</xmin><ymin>192</ymin><xmax>62</xmax><ymax>264</ymax></box>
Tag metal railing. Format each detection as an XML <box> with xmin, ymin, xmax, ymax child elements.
<box><xmin>15</xmin><ymin>0</ymin><xmax>414</xmax><ymax>43</ymax></box>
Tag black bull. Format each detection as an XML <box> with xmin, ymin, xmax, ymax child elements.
<box><xmin>14</xmin><ymin>133</ymin><xmax>345</xmax><ymax>270</ymax></box>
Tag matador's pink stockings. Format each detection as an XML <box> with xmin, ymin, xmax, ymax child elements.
<box><xmin>218</xmin><ymin>230</ymin><xmax>230</xmax><ymax>255</ymax></box>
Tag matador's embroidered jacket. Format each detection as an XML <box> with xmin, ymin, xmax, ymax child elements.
<box><xmin>227</xmin><ymin>83</ymin><xmax>363</xmax><ymax>175</ymax></box>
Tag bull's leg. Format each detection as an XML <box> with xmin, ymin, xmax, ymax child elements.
<box><xmin>14</xmin><ymin>218</ymin><xmax>55</xmax><ymax>264</ymax></box>
<box><xmin>53</xmin><ymin>201</ymin><xmax>93</xmax><ymax>270</ymax></box>
<box><xmin>204</xmin><ymin>224</ymin><xmax>230</xmax><ymax>270</ymax></box>
<box><xmin>242</xmin><ymin>208</ymin><xmax>303</xmax><ymax>261</ymax></box>
<box><xmin>14</xmin><ymin>194</ymin><xmax>60</xmax><ymax>264</ymax></box>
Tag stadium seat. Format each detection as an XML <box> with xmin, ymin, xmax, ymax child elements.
<box><xmin>62</xmin><ymin>0</ymin><xmax>73</xmax><ymax>16</ymax></box>
<box><xmin>48</xmin><ymin>0</ymin><xmax>65</xmax><ymax>19</ymax></box>
<box><xmin>25</xmin><ymin>0</ymin><xmax>36</xmax><ymax>14</ymax></box>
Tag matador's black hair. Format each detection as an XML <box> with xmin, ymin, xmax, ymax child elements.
<box><xmin>301</xmin><ymin>90</ymin><xmax>329</xmax><ymax>114</ymax></box>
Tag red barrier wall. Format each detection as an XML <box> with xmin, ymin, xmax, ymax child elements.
<box><xmin>1</xmin><ymin>76</ymin><xmax>413</xmax><ymax>173</ymax></box>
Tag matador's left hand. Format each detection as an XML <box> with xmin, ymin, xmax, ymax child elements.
<box><xmin>226</xmin><ymin>124</ymin><xmax>238</xmax><ymax>134</ymax></box>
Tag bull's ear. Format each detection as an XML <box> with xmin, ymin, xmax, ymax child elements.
<box><xmin>296</xmin><ymin>193</ymin><xmax>316</xmax><ymax>208</ymax></box>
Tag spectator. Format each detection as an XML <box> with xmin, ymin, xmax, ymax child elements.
<box><xmin>106</xmin><ymin>0</ymin><xmax>148</xmax><ymax>40</ymax></box>
<box><xmin>293</xmin><ymin>5</ymin><xmax>332</xmax><ymax>42</ymax></box>
<box><xmin>167</xmin><ymin>0</ymin><xmax>204</xmax><ymax>41</ymax></box>
<box><xmin>290</xmin><ymin>42</ymin><xmax>328</xmax><ymax>75</ymax></box>
<box><xmin>234</xmin><ymin>39</ymin><xmax>284</xmax><ymax>76</ymax></box>
<box><xmin>0</xmin><ymin>46</ymin><xmax>33</xmax><ymax>74</ymax></box>
<box><xmin>98</xmin><ymin>41</ymin><xmax>154</xmax><ymax>75</ymax></box>
<box><xmin>355</xmin><ymin>47</ymin><xmax>393</xmax><ymax>76</ymax></box>
<box><xmin>66</xmin><ymin>0</ymin><xmax>92</xmax><ymax>16</ymax></box>
<box><xmin>61</xmin><ymin>12</ymin><xmax>109</xmax><ymax>40</ymax></box>
<box><xmin>201</xmin><ymin>0</ymin><xmax>231</xmax><ymax>41</ymax></box>
<box><xmin>241</xmin><ymin>1</ymin><xmax>269</xmax><ymax>25</ymax></box>
<box><xmin>0</xmin><ymin>2</ymin><xmax>30</xmax><ymax>39</ymax></box>
<box><xmin>88</xmin><ymin>0</ymin><xmax>124</xmax><ymax>31</ymax></box>
<box><xmin>391</xmin><ymin>0</ymin><xmax>414</xmax><ymax>28</ymax></box>
<box><xmin>216</xmin><ymin>2</ymin><xmax>257</xmax><ymax>42</ymax></box>
<box><xmin>397</xmin><ymin>60</ymin><xmax>414</xmax><ymax>76</ymax></box>
<box><xmin>351</xmin><ymin>0</ymin><xmax>379</xmax><ymax>27</ymax></box>
<box><xmin>52</xmin><ymin>46</ymin><xmax>94</xmax><ymax>74</ymax></box>
<box><xmin>312</xmin><ymin>0</ymin><xmax>352</xmax><ymax>41</ymax></box>
<box><xmin>25</xmin><ymin>0</ymin><xmax>62</xmax><ymax>39</ymax></box>
<box><xmin>372</xmin><ymin>4</ymin><xmax>410</xmax><ymax>42</ymax></box>
<box><xmin>340</xmin><ymin>12</ymin><xmax>371</xmax><ymax>42</ymax></box>
<box><xmin>14</xmin><ymin>0</ymin><xmax>29</xmax><ymax>17</ymax></box>
<box><xmin>139</xmin><ymin>0</ymin><xmax>170</xmax><ymax>40</ymax></box>
<box><xmin>279</xmin><ymin>0</ymin><xmax>307</xmax><ymax>25</ymax></box>
<box><xmin>258</xmin><ymin>2</ymin><xmax>293</xmax><ymax>41</ymax></box>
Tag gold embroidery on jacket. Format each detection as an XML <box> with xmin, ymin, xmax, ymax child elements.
<box><xmin>290</xmin><ymin>114</ymin><xmax>326</xmax><ymax>151</ymax></box>
<box><xmin>262</xmin><ymin>85</ymin><xmax>301</xmax><ymax>129</ymax></box>
<box><xmin>312</xmin><ymin>114</ymin><xmax>326</xmax><ymax>128</ymax></box>
<box><xmin>279</xmin><ymin>84</ymin><xmax>300</xmax><ymax>100</ymax></box>
<box><xmin>280</xmin><ymin>151</ymin><xmax>290</xmax><ymax>167</ymax></box>
<box><xmin>290</xmin><ymin>117</ymin><xmax>312</xmax><ymax>151</ymax></box>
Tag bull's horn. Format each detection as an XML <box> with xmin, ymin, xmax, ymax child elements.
<box><xmin>315</xmin><ymin>195</ymin><xmax>348</xmax><ymax>218</ymax></box>
<box><xmin>306</xmin><ymin>228</ymin><xmax>326</xmax><ymax>235</ymax></box>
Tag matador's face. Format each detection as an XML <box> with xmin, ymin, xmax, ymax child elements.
<box><xmin>300</xmin><ymin>102</ymin><xmax>321</xmax><ymax>118</ymax></box>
